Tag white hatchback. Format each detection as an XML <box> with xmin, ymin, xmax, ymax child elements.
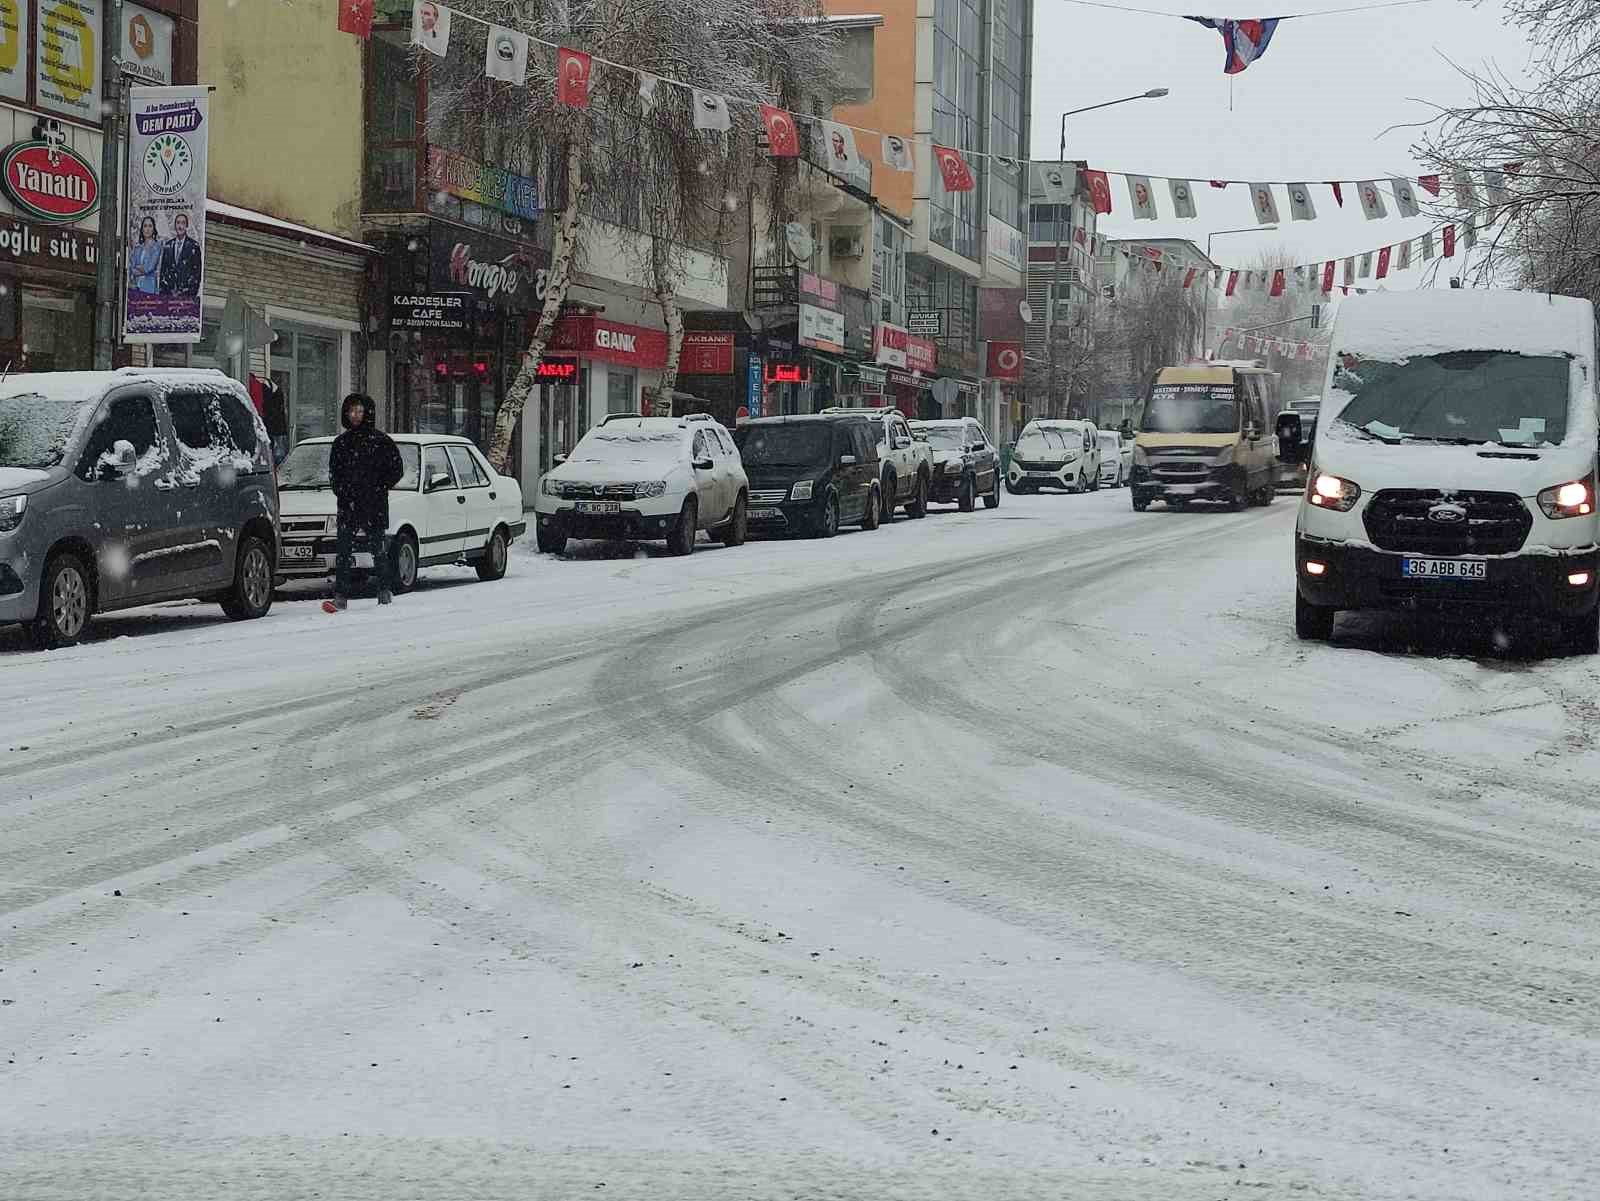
<box><xmin>276</xmin><ymin>434</ymin><xmax>526</xmax><ymax>590</ymax></box>
<box><xmin>533</xmin><ymin>414</ymin><xmax>749</xmax><ymax>555</ymax></box>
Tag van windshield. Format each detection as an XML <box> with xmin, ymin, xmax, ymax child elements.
<box><xmin>0</xmin><ymin>393</ymin><xmax>87</xmax><ymax>469</ymax></box>
<box><xmin>1333</xmin><ymin>351</ymin><xmax>1570</xmax><ymax>445</ymax></box>
<box><xmin>733</xmin><ymin>424</ymin><xmax>833</xmax><ymax>467</ymax></box>
<box><xmin>1142</xmin><ymin>385</ymin><xmax>1239</xmax><ymax>434</ymax></box>
<box><xmin>1018</xmin><ymin>429</ymin><xmax>1068</xmax><ymax>452</ymax></box>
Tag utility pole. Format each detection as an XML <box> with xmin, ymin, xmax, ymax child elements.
<box><xmin>94</xmin><ymin>0</ymin><xmax>126</xmax><ymax>370</ymax></box>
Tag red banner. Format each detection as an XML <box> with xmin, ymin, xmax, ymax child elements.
<box><xmin>550</xmin><ymin>316</ymin><xmax>669</xmax><ymax>368</ymax></box>
<box><xmin>986</xmin><ymin>341</ymin><xmax>1022</xmax><ymax>381</ymax></box>
<box><xmin>680</xmin><ymin>331</ymin><xmax>734</xmax><ymax>375</ymax></box>
<box><xmin>905</xmin><ymin>335</ymin><xmax>938</xmax><ymax>374</ymax></box>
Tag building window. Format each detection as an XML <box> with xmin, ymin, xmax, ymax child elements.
<box><xmin>364</xmin><ymin>30</ymin><xmax>421</xmax><ymax>213</ymax></box>
<box><xmin>607</xmin><ymin>367</ymin><xmax>637</xmax><ymax>413</ymax></box>
<box><xmin>271</xmin><ymin>324</ymin><xmax>343</xmax><ymax>445</ymax></box>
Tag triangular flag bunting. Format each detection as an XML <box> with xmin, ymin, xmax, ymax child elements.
<box><xmin>1127</xmin><ymin>175</ymin><xmax>1158</xmax><ymax>220</ymax></box>
<box><xmin>1358</xmin><ymin>181</ymin><xmax>1387</xmax><ymax>220</ymax></box>
<box><xmin>1169</xmin><ymin>179</ymin><xmax>1197</xmax><ymax>219</ymax></box>
<box><xmin>485</xmin><ymin>25</ymin><xmax>529</xmax><ymax>85</ymax></box>
<box><xmin>1287</xmin><ymin>183</ymin><xmax>1317</xmax><ymax>221</ymax></box>
<box><xmin>1270</xmin><ymin>268</ymin><xmax>1285</xmax><ymax>297</ymax></box>
<box><xmin>1250</xmin><ymin>182</ymin><xmax>1279</xmax><ymax>224</ymax></box>
<box><xmin>1417</xmin><ymin>174</ymin><xmax>1441</xmax><ymax>197</ymax></box>
<box><xmin>1376</xmin><ymin>246</ymin><xmax>1391</xmax><ymax>279</ymax></box>
<box><xmin>761</xmin><ymin>106</ymin><xmax>800</xmax><ymax>157</ymax></box>
<box><xmin>693</xmin><ymin>90</ymin><xmax>732</xmax><ymax>132</ymax></box>
<box><xmin>1443</xmin><ymin>224</ymin><xmax>1456</xmax><ymax>257</ymax></box>
<box><xmin>555</xmin><ymin>47</ymin><xmax>592</xmax><ymax>108</ymax></box>
<box><xmin>1391</xmin><ymin>177</ymin><xmax>1420</xmax><ymax>218</ymax></box>
<box><xmin>882</xmin><ymin>134</ymin><xmax>914</xmax><ymax>172</ymax></box>
<box><xmin>1329</xmin><ymin>182</ymin><xmax>1344</xmax><ymax>207</ymax></box>
<box><xmin>411</xmin><ymin>1</ymin><xmax>450</xmax><ymax>56</ymax></box>
<box><xmin>933</xmin><ymin>145</ymin><xmax>975</xmax><ymax>192</ymax></box>
<box><xmin>339</xmin><ymin>0</ymin><xmax>374</xmax><ymax>39</ymax></box>
<box><xmin>1082</xmin><ymin>169</ymin><xmax>1113</xmax><ymax>214</ymax></box>
<box><xmin>1225</xmin><ymin>270</ymin><xmax>1239</xmax><ymax>297</ymax></box>
<box><xmin>820</xmin><ymin>121</ymin><xmax>861</xmax><ymax>175</ymax></box>
<box><xmin>638</xmin><ymin>72</ymin><xmax>661</xmax><ymax>109</ymax></box>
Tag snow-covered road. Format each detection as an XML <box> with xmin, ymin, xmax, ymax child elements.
<box><xmin>4</xmin><ymin>492</ymin><xmax>1598</xmax><ymax>1200</ymax></box>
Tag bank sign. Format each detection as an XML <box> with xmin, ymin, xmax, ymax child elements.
<box><xmin>0</xmin><ymin>141</ymin><xmax>98</xmax><ymax>222</ymax></box>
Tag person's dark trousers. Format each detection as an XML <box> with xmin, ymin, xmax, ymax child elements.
<box><xmin>334</xmin><ymin>519</ymin><xmax>392</xmax><ymax>598</ymax></box>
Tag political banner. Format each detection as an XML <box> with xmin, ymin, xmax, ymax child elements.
<box><xmin>123</xmin><ymin>85</ymin><xmax>209</xmax><ymax>344</ymax></box>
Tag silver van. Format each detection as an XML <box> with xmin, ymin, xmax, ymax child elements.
<box><xmin>0</xmin><ymin>368</ymin><xmax>279</xmax><ymax>648</ymax></box>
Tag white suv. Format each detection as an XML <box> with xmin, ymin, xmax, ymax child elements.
<box><xmin>819</xmin><ymin>406</ymin><xmax>933</xmax><ymax>519</ymax></box>
<box><xmin>533</xmin><ymin>414</ymin><xmax>749</xmax><ymax>556</ymax></box>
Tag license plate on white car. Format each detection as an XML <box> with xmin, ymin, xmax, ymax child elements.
<box><xmin>1402</xmin><ymin>558</ymin><xmax>1487</xmax><ymax>580</ymax></box>
<box><xmin>1026</xmin><ymin>471</ymin><xmax>1055</xmax><ymax>479</ymax></box>
<box><xmin>574</xmin><ymin>500</ymin><xmax>621</xmax><ymax>515</ymax></box>
<box><xmin>281</xmin><ymin>544</ymin><xmax>316</xmax><ymax>561</ymax></box>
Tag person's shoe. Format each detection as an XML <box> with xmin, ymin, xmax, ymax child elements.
<box><xmin>377</xmin><ymin>589</ymin><xmax>393</xmax><ymax>605</ymax></box>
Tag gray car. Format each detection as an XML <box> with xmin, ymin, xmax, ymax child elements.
<box><xmin>0</xmin><ymin>368</ymin><xmax>279</xmax><ymax>648</ymax></box>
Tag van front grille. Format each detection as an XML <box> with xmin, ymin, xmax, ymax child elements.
<box><xmin>1363</xmin><ymin>489</ymin><xmax>1531</xmax><ymax>556</ymax></box>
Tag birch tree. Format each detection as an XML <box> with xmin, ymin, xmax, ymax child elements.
<box><xmin>430</xmin><ymin>0</ymin><xmax>841</xmax><ymax>469</ymax></box>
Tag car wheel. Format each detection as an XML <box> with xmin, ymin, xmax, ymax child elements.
<box><xmin>908</xmin><ymin>475</ymin><xmax>929</xmax><ymax>518</ymax></box>
<box><xmin>475</xmin><ymin>526</ymin><xmax>510</xmax><ymax>580</ymax></box>
<box><xmin>861</xmin><ymin>486</ymin><xmax>881</xmax><ymax>530</ymax></box>
<box><xmin>221</xmin><ymin>535</ymin><xmax>275</xmax><ymax>620</ymax></box>
<box><xmin>722</xmin><ymin>492</ymin><xmax>749</xmax><ymax>547</ymax></box>
<box><xmin>1560</xmin><ymin>608</ymin><xmax>1600</xmax><ymax>655</ymax></box>
<box><xmin>391</xmin><ymin>530</ymin><xmax>420</xmax><ymax>593</ymax></box>
<box><xmin>536</xmin><ymin>523</ymin><xmax>567</xmax><ymax>555</ymax></box>
<box><xmin>1133</xmin><ymin>496</ymin><xmax>1150</xmax><ymax>512</ymax></box>
<box><xmin>958</xmin><ymin>474</ymin><xmax>976</xmax><ymax>512</ymax></box>
<box><xmin>815</xmin><ymin>495</ymin><xmax>840</xmax><ymax>539</ymax></box>
<box><xmin>880</xmin><ymin>474</ymin><xmax>897</xmax><ymax>523</ymax></box>
<box><xmin>667</xmin><ymin>497</ymin><xmax>698</xmax><ymax>556</ymax></box>
<box><xmin>983</xmin><ymin>474</ymin><xmax>1000</xmax><ymax>509</ymax></box>
<box><xmin>1295</xmin><ymin>590</ymin><xmax>1337</xmax><ymax>641</ymax></box>
<box><xmin>28</xmin><ymin>551</ymin><xmax>93</xmax><ymax>649</ymax></box>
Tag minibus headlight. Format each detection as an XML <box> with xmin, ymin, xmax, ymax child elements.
<box><xmin>1537</xmin><ymin>475</ymin><xmax>1595</xmax><ymax>519</ymax></box>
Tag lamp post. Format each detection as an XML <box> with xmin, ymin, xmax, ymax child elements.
<box><xmin>1201</xmin><ymin>224</ymin><xmax>1277</xmax><ymax>359</ymax></box>
<box><xmin>1048</xmin><ymin>88</ymin><xmax>1167</xmax><ymax>418</ymax></box>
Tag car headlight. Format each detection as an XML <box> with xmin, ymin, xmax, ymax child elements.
<box><xmin>1308</xmin><ymin>472</ymin><xmax>1362</xmax><ymax>512</ymax></box>
<box><xmin>1213</xmin><ymin>445</ymin><xmax>1236</xmax><ymax>465</ymax></box>
<box><xmin>636</xmin><ymin>480</ymin><xmax>668</xmax><ymax>499</ymax></box>
<box><xmin>1132</xmin><ymin>445</ymin><xmax>1149</xmax><ymax>466</ymax></box>
<box><xmin>540</xmin><ymin>477</ymin><xmax>562</xmax><ymax>497</ymax></box>
<box><xmin>0</xmin><ymin>493</ymin><xmax>26</xmax><ymax>532</ymax></box>
<box><xmin>790</xmin><ymin>480</ymin><xmax>814</xmax><ymax>501</ymax></box>
<box><xmin>1537</xmin><ymin>475</ymin><xmax>1595</xmax><ymax>519</ymax></box>
<box><xmin>1062</xmin><ymin>452</ymin><xmax>1079</xmax><ymax>463</ymax></box>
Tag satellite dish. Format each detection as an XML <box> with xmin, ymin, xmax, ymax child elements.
<box><xmin>785</xmin><ymin>222</ymin><xmax>814</xmax><ymax>262</ymax></box>
<box><xmin>1017</xmin><ymin>300</ymin><xmax>1034</xmax><ymax>324</ymax></box>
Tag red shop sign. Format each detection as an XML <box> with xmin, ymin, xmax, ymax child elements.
<box><xmin>986</xmin><ymin>340</ymin><xmax>1023</xmax><ymax>381</ymax></box>
<box><xmin>2</xmin><ymin>141</ymin><xmax>99</xmax><ymax>223</ymax></box>
<box><xmin>905</xmin><ymin>335</ymin><xmax>938</xmax><ymax>374</ymax></box>
<box><xmin>680</xmin><ymin>331</ymin><xmax>735</xmax><ymax>375</ymax></box>
<box><xmin>550</xmin><ymin>315</ymin><xmax>669</xmax><ymax>368</ymax></box>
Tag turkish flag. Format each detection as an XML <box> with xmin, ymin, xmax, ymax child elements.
<box><xmin>1328</xmin><ymin>182</ymin><xmax>1344</xmax><ymax>207</ymax></box>
<box><xmin>1225</xmin><ymin>270</ymin><xmax>1239</xmax><ymax>297</ymax></box>
<box><xmin>986</xmin><ymin>341</ymin><xmax>1023</xmax><ymax>381</ymax></box>
<box><xmin>1376</xmin><ymin>246</ymin><xmax>1391</xmax><ymax>279</ymax></box>
<box><xmin>761</xmin><ymin>105</ymin><xmax>800</xmax><ymax>157</ymax></box>
<box><xmin>1417</xmin><ymin>174</ymin><xmax>1442</xmax><ymax>196</ymax></box>
<box><xmin>1209</xmin><ymin>180</ymin><xmax>1229</xmax><ymax>189</ymax></box>
<box><xmin>1321</xmin><ymin>260</ymin><xmax>1335</xmax><ymax>293</ymax></box>
<box><xmin>1182</xmin><ymin>267</ymin><xmax>1198</xmax><ymax>289</ymax></box>
<box><xmin>556</xmin><ymin>48</ymin><xmax>592</xmax><ymax>108</ymax></box>
<box><xmin>1082</xmin><ymin>168</ymin><xmax>1113</xmax><ymax>214</ymax></box>
<box><xmin>1270</xmin><ymin>268</ymin><xmax>1285</xmax><ymax>297</ymax></box>
<box><xmin>338</xmin><ymin>0</ymin><xmax>373</xmax><ymax>39</ymax></box>
<box><xmin>1443</xmin><ymin>225</ymin><xmax>1457</xmax><ymax>257</ymax></box>
<box><xmin>933</xmin><ymin>145</ymin><xmax>975</xmax><ymax>193</ymax></box>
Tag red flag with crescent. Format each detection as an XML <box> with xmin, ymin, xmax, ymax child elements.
<box><xmin>1321</xmin><ymin>260</ymin><xmax>1335</xmax><ymax>293</ymax></box>
<box><xmin>338</xmin><ymin>0</ymin><xmax>374</xmax><ymax>39</ymax></box>
<box><xmin>1443</xmin><ymin>225</ymin><xmax>1457</xmax><ymax>258</ymax></box>
<box><xmin>556</xmin><ymin>48</ymin><xmax>592</xmax><ymax>108</ymax></box>
<box><xmin>760</xmin><ymin>106</ymin><xmax>800</xmax><ymax>157</ymax></box>
<box><xmin>1417</xmin><ymin>174</ymin><xmax>1441</xmax><ymax>196</ymax></box>
<box><xmin>1082</xmin><ymin>168</ymin><xmax>1113</xmax><ymax>214</ymax></box>
<box><xmin>933</xmin><ymin>145</ymin><xmax>975</xmax><ymax>192</ymax></box>
<box><xmin>1270</xmin><ymin>268</ymin><xmax>1285</xmax><ymax>297</ymax></box>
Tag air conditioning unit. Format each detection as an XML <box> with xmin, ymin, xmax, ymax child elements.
<box><xmin>829</xmin><ymin>233</ymin><xmax>864</xmax><ymax>259</ymax></box>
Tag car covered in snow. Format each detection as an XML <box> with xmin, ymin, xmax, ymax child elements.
<box><xmin>1098</xmin><ymin>430</ymin><xmax>1132</xmax><ymax>488</ymax></box>
<box><xmin>912</xmin><ymin>417</ymin><xmax>1002</xmax><ymax>510</ymax></box>
<box><xmin>819</xmin><ymin>406</ymin><xmax>932</xmax><ymax>519</ymax></box>
<box><xmin>0</xmin><ymin>368</ymin><xmax>279</xmax><ymax>648</ymax></box>
<box><xmin>276</xmin><ymin>434</ymin><xmax>524</xmax><ymax>589</ymax></box>
<box><xmin>1295</xmin><ymin>290</ymin><xmax>1600</xmax><ymax>652</ymax></box>
<box><xmin>534</xmin><ymin>414</ymin><xmax>748</xmax><ymax>555</ymax></box>
<box><xmin>733</xmin><ymin>414</ymin><xmax>882</xmax><ymax>537</ymax></box>
<box><xmin>1005</xmin><ymin>419</ymin><xmax>1100</xmax><ymax>494</ymax></box>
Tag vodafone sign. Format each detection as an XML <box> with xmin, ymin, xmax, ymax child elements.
<box><xmin>1</xmin><ymin>142</ymin><xmax>98</xmax><ymax>223</ymax></box>
<box><xmin>986</xmin><ymin>340</ymin><xmax>1023</xmax><ymax>381</ymax></box>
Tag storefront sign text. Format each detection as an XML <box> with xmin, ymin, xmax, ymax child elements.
<box><xmin>798</xmin><ymin>270</ymin><xmax>838</xmax><ymax>306</ymax></box>
<box><xmin>427</xmin><ymin>147</ymin><xmax>540</xmax><ymax>221</ymax></box>
<box><xmin>907</xmin><ymin>310</ymin><xmax>942</xmax><ymax>337</ymax></box>
<box><xmin>798</xmin><ymin>302</ymin><xmax>845</xmax><ymax>353</ymax></box>
<box><xmin>123</xmin><ymin>85</ymin><xmax>210</xmax><ymax>345</ymax></box>
<box><xmin>986</xmin><ymin>340</ymin><xmax>1023</xmax><ymax>382</ymax></box>
<box><xmin>986</xmin><ymin>217</ymin><xmax>1024</xmax><ymax>273</ymax></box>
<box><xmin>765</xmin><ymin>362</ymin><xmax>809</xmax><ymax>384</ymax></box>
<box><xmin>429</xmin><ymin>224</ymin><xmax>550</xmax><ymax>312</ymax></box>
<box><xmin>681</xmin><ymin>331</ymin><xmax>734</xmax><ymax>375</ymax></box>
<box><xmin>550</xmin><ymin>315</ymin><xmax>669</xmax><ymax>368</ymax></box>
<box><xmin>37</xmin><ymin>0</ymin><xmax>102</xmax><ymax>122</ymax></box>
<box><xmin>536</xmin><ymin>357</ymin><xmax>579</xmax><ymax>381</ymax></box>
<box><xmin>746</xmin><ymin>354</ymin><xmax>763</xmax><ymax>417</ymax></box>
<box><xmin>1</xmin><ymin>141</ymin><xmax>98</xmax><ymax>222</ymax></box>
<box><xmin>0</xmin><ymin>218</ymin><xmax>95</xmax><ymax>273</ymax></box>
<box><xmin>872</xmin><ymin>321</ymin><xmax>907</xmax><ymax>368</ymax></box>
<box><xmin>906</xmin><ymin>335</ymin><xmax>938</xmax><ymax>374</ymax></box>
<box><xmin>391</xmin><ymin>291</ymin><xmax>471</xmax><ymax>332</ymax></box>
<box><xmin>122</xmin><ymin>3</ymin><xmax>175</xmax><ymax>86</ymax></box>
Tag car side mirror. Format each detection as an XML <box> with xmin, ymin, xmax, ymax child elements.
<box><xmin>426</xmin><ymin>471</ymin><xmax>453</xmax><ymax>492</ymax></box>
<box><xmin>553</xmin><ymin>452</ymin><xmax>568</xmax><ymax>466</ymax></box>
<box><xmin>839</xmin><ymin>454</ymin><xmax>857</xmax><ymax>466</ymax></box>
<box><xmin>694</xmin><ymin>457</ymin><xmax>713</xmax><ymax>470</ymax></box>
<box><xmin>97</xmin><ymin>439</ymin><xmax>138</xmax><ymax>480</ymax></box>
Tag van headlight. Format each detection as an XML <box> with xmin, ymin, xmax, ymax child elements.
<box><xmin>1308</xmin><ymin>472</ymin><xmax>1361</xmax><ymax>512</ymax></box>
<box><xmin>1213</xmin><ymin>445</ymin><xmax>1236</xmax><ymax>465</ymax></box>
<box><xmin>636</xmin><ymin>481</ymin><xmax>668</xmax><ymax>499</ymax></box>
<box><xmin>1538</xmin><ymin>475</ymin><xmax>1595</xmax><ymax>519</ymax></box>
<box><xmin>1062</xmin><ymin>452</ymin><xmax>1079</xmax><ymax>463</ymax></box>
<box><xmin>0</xmin><ymin>493</ymin><xmax>26</xmax><ymax>532</ymax></box>
<box><xmin>790</xmin><ymin>480</ymin><xmax>814</xmax><ymax>501</ymax></box>
<box><xmin>1132</xmin><ymin>445</ymin><xmax>1149</xmax><ymax>466</ymax></box>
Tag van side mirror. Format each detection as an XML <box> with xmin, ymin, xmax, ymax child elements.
<box><xmin>552</xmin><ymin>452</ymin><xmax>568</xmax><ymax>466</ymax></box>
<box><xmin>694</xmin><ymin>456</ymin><xmax>713</xmax><ymax>470</ymax></box>
<box><xmin>98</xmin><ymin>439</ymin><xmax>138</xmax><ymax>480</ymax></box>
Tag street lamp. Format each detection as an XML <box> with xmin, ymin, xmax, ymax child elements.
<box><xmin>1049</xmin><ymin>88</ymin><xmax>1169</xmax><ymax>417</ymax></box>
<box><xmin>1201</xmin><ymin>225</ymin><xmax>1277</xmax><ymax>357</ymax></box>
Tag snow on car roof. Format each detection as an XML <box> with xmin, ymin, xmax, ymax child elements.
<box><xmin>293</xmin><ymin>433</ymin><xmax>476</xmax><ymax>446</ymax></box>
<box><xmin>1333</xmin><ymin>289</ymin><xmax>1595</xmax><ymax>362</ymax></box>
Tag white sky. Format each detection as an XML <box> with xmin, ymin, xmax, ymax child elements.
<box><xmin>1029</xmin><ymin>0</ymin><xmax>1536</xmax><ymax>275</ymax></box>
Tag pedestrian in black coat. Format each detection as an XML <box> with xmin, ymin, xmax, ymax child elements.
<box><xmin>328</xmin><ymin>393</ymin><xmax>404</xmax><ymax>608</ymax></box>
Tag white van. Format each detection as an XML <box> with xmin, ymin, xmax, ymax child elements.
<box><xmin>1006</xmin><ymin>419</ymin><xmax>1100</xmax><ymax>493</ymax></box>
<box><xmin>1295</xmin><ymin>290</ymin><xmax>1600</xmax><ymax>652</ymax></box>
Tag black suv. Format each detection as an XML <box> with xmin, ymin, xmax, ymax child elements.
<box><xmin>733</xmin><ymin>415</ymin><xmax>883</xmax><ymax>538</ymax></box>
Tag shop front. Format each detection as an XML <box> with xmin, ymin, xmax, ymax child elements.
<box><xmin>674</xmin><ymin>312</ymin><xmax>759</xmax><ymax>426</ymax></box>
<box><xmin>541</xmin><ymin>311</ymin><xmax>669</xmax><ymax>467</ymax></box>
<box><xmin>874</xmin><ymin>322</ymin><xmax>940</xmax><ymax>419</ymax></box>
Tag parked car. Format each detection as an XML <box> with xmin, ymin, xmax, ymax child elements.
<box><xmin>1295</xmin><ymin>289</ymin><xmax>1600</xmax><ymax>653</ymax></box>
<box><xmin>1098</xmin><ymin>430</ymin><xmax>1133</xmax><ymax>488</ymax></box>
<box><xmin>1005</xmin><ymin>419</ymin><xmax>1099</xmax><ymax>494</ymax></box>
<box><xmin>0</xmin><ymin>367</ymin><xmax>278</xmax><ymax>648</ymax></box>
<box><xmin>912</xmin><ymin>417</ymin><xmax>1001</xmax><ymax>510</ymax></box>
<box><xmin>276</xmin><ymin>434</ymin><xmax>524</xmax><ymax>588</ymax></box>
<box><xmin>733</xmin><ymin>414</ymin><xmax>882</xmax><ymax>537</ymax></box>
<box><xmin>819</xmin><ymin>406</ymin><xmax>931</xmax><ymax>519</ymax></box>
<box><xmin>533</xmin><ymin>413</ymin><xmax>747</xmax><ymax>556</ymax></box>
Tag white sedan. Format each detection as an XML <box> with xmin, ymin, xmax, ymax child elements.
<box><xmin>275</xmin><ymin>434</ymin><xmax>526</xmax><ymax>590</ymax></box>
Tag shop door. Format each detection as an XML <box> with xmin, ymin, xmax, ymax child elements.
<box><xmin>0</xmin><ymin>283</ymin><xmax>93</xmax><ymax>372</ymax></box>
<box><xmin>272</xmin><ymin>325</ymin><xmax>342</xmax><ymax>447</ymax></box>
<box><xmin>540</xmin><ymin>371</ymin><xmax>588</xmax><ymax>474</ymax></box>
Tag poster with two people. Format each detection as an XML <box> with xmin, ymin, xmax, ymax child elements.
<box><xmin>123</xmin><ymin>85</ymin><xmax>209</xmax><ymax>344</ymax></box>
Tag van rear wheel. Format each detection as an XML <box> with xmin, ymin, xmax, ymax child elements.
<box><xmin>28</xmin><ymin>552</ymin><xmax>93</xmax><ymax>648</ymax></box>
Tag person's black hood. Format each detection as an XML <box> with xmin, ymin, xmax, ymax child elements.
<box><xmin>340</xmin><ymin>394</ymin><xmax>378</xmax><ymax>430</ymax></box>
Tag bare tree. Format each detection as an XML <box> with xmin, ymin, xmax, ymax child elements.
<box><xmin>1090</xmin><ymin>264</ymin><xmax>1204</xmax><ymax>405</ymax></box>
<box><xmin>1213</xmin><ymin>248</ymin><xmax>1329</xmax><ymax>400</ymax></box>
<box><xmin>433</xmin><ymin>0</ymin><xmax>841</xmax><ymax>469</ymax></box>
